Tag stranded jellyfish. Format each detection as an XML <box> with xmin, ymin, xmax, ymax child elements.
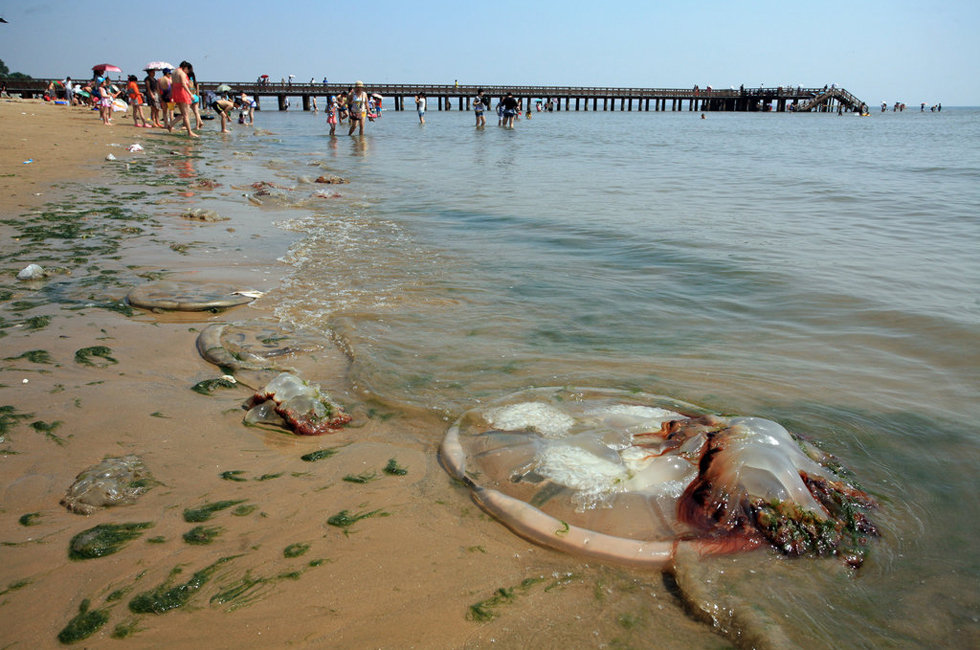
<box><xmin>440</xmin><ymin>387</ymin><xmax>878</xmax><ymax>568</ymax></box>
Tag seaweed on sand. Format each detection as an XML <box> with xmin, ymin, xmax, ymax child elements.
<box><xmin>383</xmin><ymin>458</ymin><xmax>408</xmax><ymax>476</ymax></box>
<box><xmin>326</xmin><ymin>508</ymin><xmax>389</xmax><ymax>536</ymax></box>
<box><xmin>182</xmin><ymin>500</ymin><xmax>246</xmax><ymax>523</ymax></box>
<box><xmin>182</xmin><ymin>525</ymin><xmax>223</xmax><ymax>545</ymax></box>
<box><xmin>69</xmin><ymin>522</ymin><xmax>154</xmax><ymax>560</ymax></box>
<box><xmin>58</xmin><ymin>598</ymin><xmax>110</xmax><ymax>644</ymax></box>
<box><xmin>74</xmin><ymin>346</ymin><xmax>117</xmax><ymax>367</ymax></box>
<box><xmin>128</xmin><ymin>556</ymin><xmax>241</xmax><ymax>615</ymax></box>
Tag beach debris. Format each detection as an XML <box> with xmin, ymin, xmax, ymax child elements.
<box><xmin>314</xmin><ymin>175</ymin><xmax>349</xmax><ymax>184</ymax></box>
<box><xmin>441</xmin><ymin>387</ymin><xmax>879</xmax><ymax>569</ymax></box>
<box><xmin>16</xmin><ymin>263</ymin><xmax>46</xmax><ymax>280</ymax></box>
<box><xmin>105</xmin><ymin>154</ymin><xmax>117</xmax><ymax>161</ymax></box>
<box><xmin>311</xmin><ymin>190</ymin><xmax>342</xmax><ymax>199</ymax></box>
<box><xmin>195</xmin><ymin>319</ymin><xmax>326</xmax><ymax>374</ymax></box>
<box><xmin>69</xmin><ymin>522</ymin><xmax>153</xmax><ymax>560</ymax></box>
<box><xmin>60</xmin><ymin>455</ymin><xmax>155</xmax><ymax>515</ymax></box>
<box><xmin>127</xmin><ymin>281</ymin><xmax>255</xmax><ymax>312</ymax></box>
<box><xmin>179</xmin><ymin>208</ymin><xmax>229</xmax><ymax>222</ymax></box>
<box><xmin>193</xmin><ymin>178</ymin><xmax>220</xmax><ymax>189</ymax></box>
<box><xmin>244</xmin><ymin>372</ymin><xmax>350</xmax><ymax>435</ymax></box>
<box><xmin>232</xmin><ymin>290</ymin><xmax>264</xmax><ymax>299</ymax></box>
<box><xmin>191</xmin><ymin>376</ymin><xmax>238</xmax><ymax>395</ymax></box>
<box><xmin>245</xmin><ymin>193</ymin><xmax>263</xmax><ymax>205</ymax></box>
<box><xmin>22</xmin><ymin>159</ymin><xmax>33</xmax><ymax>164</ymax></box>
<box><xmin>126</xmin><ymin>144</ymin><xmax>144</xmax><ymax>153</ymax></box>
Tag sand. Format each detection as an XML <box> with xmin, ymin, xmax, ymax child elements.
<box><xmin>0</xmin><ymin>99</ymin><xmax>725</xmax><ymax>648</ymax></box>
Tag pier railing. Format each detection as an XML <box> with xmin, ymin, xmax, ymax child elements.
<box><xmin>3</xmin><ymin>79</ymin><xmax>864</xmax><ymax>113</ymax></box>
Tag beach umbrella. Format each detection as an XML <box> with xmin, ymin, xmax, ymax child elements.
<box><xmin>92</xmin><ymin>63</ymin><xmax>122</xmax><ymax>73</ymax></box>
<box><xmin>216</xmin><ymin>84</ymin><xmax>233</xmax><ymax>92</ymax></box>
<box><xmin>260</xmin><ymin>74</ymin><xmax>269</xmax><ymax>78</ymax></box>
<box><xmin>144</xmin><ymin>61</ymin><xmax>175</xmax><ymax>71</ymax></box>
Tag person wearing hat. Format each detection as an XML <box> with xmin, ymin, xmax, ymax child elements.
<box><xmin>348</xmin><ymin>80</ymin><xmax>369</xmax><ymax>135</ymax></box>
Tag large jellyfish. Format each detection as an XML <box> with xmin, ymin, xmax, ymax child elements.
<box><xmin>440</xmin><ymin>387</ymin><xmax>878</xmax><ymax>568</ymax></box>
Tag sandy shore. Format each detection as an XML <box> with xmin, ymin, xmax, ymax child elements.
<box><xmin>0</xmin><ymin>99</ymin><xmax>725</xmax><ymax>648</ymax></box>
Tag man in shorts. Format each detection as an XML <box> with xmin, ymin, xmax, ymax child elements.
<box><xmin>144</xmin><ymin>69</ymin><xmax>163</xmax><ymax>127</ymax></box>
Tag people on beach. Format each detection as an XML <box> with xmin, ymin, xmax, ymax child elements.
<box><xmin>126</xmin><ymin>75</ymin><xmax>150</xmax><ymax>128</ymax></box>
<box><xmin>348</xmin><ymin>81</ymin><xmax>368</xmax><ymax>135</ymax></box>
<box><xmin>185</xmin><ymin>63</ymin><xmax>204</xmax><ymax>130</ymax></box>
<box><xmin>338</xmin><ymin>91</ymin><xmax>349</xmax><ymax>123</ymax></box>
<box><xmin>415</xmin><ymin>92</ymin><xmax>426</xmax><ymax>124</ymax></box>
<box><xmin>326</xmin><ymin>95</ymin><xmax>338</xmax><ymax>135</ymax></box>
<box><xmin>168</xmin><ymin>62</ymin><xmax>198</xmax><ymax>137</ymax></box>
<box><xmin>97</xmin><ymin>77</ymin><xmax>117</xmax><ymax>126</ymax></box>
<box><xmin>210</xmin><ymin>94</ymin><xmax>236</xmax><ymax>133</ymax></box>
<box><xmin>158</xmin><ymin>69</ymin><xmax>174</xmax><ymax>128</ymax></box>
<box><xmin>474</xmin><ymin>89</ymin><xmax>487</xmax><ymax>127</ymax></box>
<box><xmin>501</xmin><ymin>93</ymin><xmax>519</xmax><ymax>128</ymax></box>
<box><xmin>144</xmin><ymin>69</ymin><xmax>164</xmax><ymax>127</ymax></box>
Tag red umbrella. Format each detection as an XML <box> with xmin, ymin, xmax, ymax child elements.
<box><xmin>92</xmin><ymin>64</ymin><xmax>122</xmax><ymax>73</ymax></box>
<box><xmin>260</xmin><ymin>74</ymin><xmax>269</xmax><ymax>78</ymax></box>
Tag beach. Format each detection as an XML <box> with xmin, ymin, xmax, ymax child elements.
<box><xmin>2</xmin><ymin>99</ymin><xmax>977</xmax><ymax>649</ymax></box>
<box><xmin>0</xmin><ymin>100</ymin><xmax>726</xmax><ymax>648</ymax></box>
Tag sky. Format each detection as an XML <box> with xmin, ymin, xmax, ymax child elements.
<box><xmin>0</xmin><ymin>0</ymin><xmax>977</xmax><ymax>105</ymax></box>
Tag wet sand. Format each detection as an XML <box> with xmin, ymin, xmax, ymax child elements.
<box><xmin>0</xmin><ymin>100</ymin><xmax>727</xmax><ymax>648</ymax></box>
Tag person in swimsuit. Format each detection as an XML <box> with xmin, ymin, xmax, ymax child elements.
<box><xmin>126</xmin><ymin>75</ymin><xmax>150</xmax><ymax>128</ymax></box>
<box><xmin>144</xmin><ymin>69</ymin><xmax>164</xmax><ymax>127</ymax></box>
<box><xmin>185</xmin><ymin>63</ymin><xmax>203</xmax><ymax>130</ymax></box>
<box><xmin>168</xmin><ymin>61</ymin><xmax>198</xmax><ymax>137</ymax></box>
<box><xmin>348</xmin><ymin>80</ymin><xmax>368</xmax><ymax>136</ymax></box>
<box><xmin>158</xmin><ymin>69</ymin><xmax>174</xmax><ymax>129</ymax></box>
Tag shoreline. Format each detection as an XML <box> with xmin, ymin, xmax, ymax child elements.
<box><xmin>0</xmin><ymin>100</ymin><xmax>722</xmax><ymax>647</ymax></box>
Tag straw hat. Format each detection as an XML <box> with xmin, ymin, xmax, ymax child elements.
<box><xmin>354</xmin><ymin>80</ymin><xmax>364</xmax><ymax>87</ymax></box>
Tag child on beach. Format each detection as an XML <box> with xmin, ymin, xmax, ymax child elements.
<box><xmin>126</xmin><ymin>75</ymin><xmax>150</xmax><ymax>128</ymax></box>
<box><xmin>97</xmin><ymin>78</ymin><xmax>117</xmax><ymax>126</ymax></box>
<box><xmin>326</xmin><ymin>95</ymin><xmax>338</xmax><ymax>135</ymax></box>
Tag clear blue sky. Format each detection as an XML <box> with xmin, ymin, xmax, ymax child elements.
<box><xmin>1</xmin><ymin>0</ymin><xmax>976</xmax><ymax>105</ymax></box>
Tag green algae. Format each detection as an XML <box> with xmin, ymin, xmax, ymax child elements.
<box><xmin>24</xmin><ymin>315</ymin><xmax>51</xmax><ymax>331</ymax></box>
<box><xmin>466</xmin><ymin>576</ymin><xmax>555</xmax><ymax>622</ymax></box>
<box><xmin>232</xmin><ymin>504</ymin><xmax>258</xmax><ymax>517</ymax></box>
<box><xmin>191</xmin><ymin>377</ymin><xmax>237</xmax><ymax>395</ymax></box>
<box><xmin>146</xmin><ymin>536</ymin><xmax>166</xmax><ymax>544</ymax></box>
<box><xmin>182</xmin><ymin>525</ymin><xmax>223</xmax><ymax>545</ymax></box>
<box><xmin>69</xmin><ymin>522</ymin><xmax>153</xmax><ymax>560</ymax></box>
<box><xmin>0</xmin><ymin>405</ymin><xmax>34</xmax><ymax>437</ymax></box>
<box><xmin>383</xmin><ymin>458</ymin><xmax>408</xmax><ymax>476</ymax></box>
<box><xmin>208</xmin><ymin>573</ymin><xmax>273</xmax><ymax>611</ymax></box>
<box><xmin>4</xmin><ymin>349</ymin><xmax>54</xmax><ymax>364</ymax></box>
<box><xmin>18</xmin><ymin>512</ymin><xmax>41</xmax><ymax>526</ymax></box>
<box><xmin>183</xmin><ymin>499</ymin><xmax>246</xmax><ymax>523</ymax></box>
<box><xmin>326</xmin><ymin>508</ymin><xmax>389</xmax><ymax>536</ymax></box>
<box><xmin>301</xmin><ymin>447</ymin><xmax>341</xmax><ymax>462</ymax></box>
<box><xmin>110</xmin><ymin>618</ymin><xmax>141</xmax><ymax>639</ymax></box>
<box><xmin>255</xmin><ymin>473</ymin><xmax>282</xmax><ymax>481</ymax></box>
<box><xmin>308</xmin><ymin>558</ymin><xmax>329</xmax><ymax>567</ymax></box>
<box><xmin>220</xmin><ymin>470</ymin><xmax>248</xmax><ymax>482</ymax></box>
<box><xmin>74</xmin><ymin>346</ymin><xmax>117</xmax><ymax>367</ymax></box>
<box><xmin>283</xmin><ymin>543</ymin><xmax>310</xmax><ymax>558</ymax></box>
<box><xmin>342</xmin><ymin>471</ymin><xmax>378</xmax><ymax>484</ymax></box>
<box><xmin>58</xmin><ymin>598</ymin><xmax>110</xmax><ymax>645</ymax></box>
<box><xmin>128</xmin><ymin>556</ymin><xmax>240</xmax><ymax>615</ymax></box>
<box><xmin>0</xmin><ymin>578</ymin><xmax>31</xmax><ymax>596</ymax></box>
<box><xmin>31</xmin><ymin>419</ymin><xmax>66</xmax><ymax>445</ymax></box>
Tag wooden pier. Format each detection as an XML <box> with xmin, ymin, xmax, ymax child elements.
<box><xmin>8</xmin><ymin>79</ymin><xmax>865</xmax><ymax>113</ymax></box>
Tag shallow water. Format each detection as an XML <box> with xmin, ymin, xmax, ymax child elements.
<box><xmin>192</xmin><ymin>106</ymin><xmax>978</xmax><ymax>646</ymax></box>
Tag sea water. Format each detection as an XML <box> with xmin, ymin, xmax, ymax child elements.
<box><xmin>192</xmin><ymin>106</ymin><xmax>979</xmax><ymax>646</ymax></box>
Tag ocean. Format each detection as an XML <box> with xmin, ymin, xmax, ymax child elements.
<box><xmin>191</xmin><ymin>105</ymin><xmax>978</xmax><ymax>646</ymax></box>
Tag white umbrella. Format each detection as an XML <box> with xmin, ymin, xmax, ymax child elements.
<box><xmin>144</xmin><ymin>61</ymin><xmax>175</xmax><ymax>71</ymax></box>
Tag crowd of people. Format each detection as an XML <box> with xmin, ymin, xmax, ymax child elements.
<box><xmin>46</xmin><ymin>61</ymin><xmax>257</xmax><ymax>137</ymax></box>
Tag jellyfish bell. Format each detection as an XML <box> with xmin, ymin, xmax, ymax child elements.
<box><xmin>440</xmin><ymin>387</ymin><xmax>878</xmax><ymax>568</ymax></box>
